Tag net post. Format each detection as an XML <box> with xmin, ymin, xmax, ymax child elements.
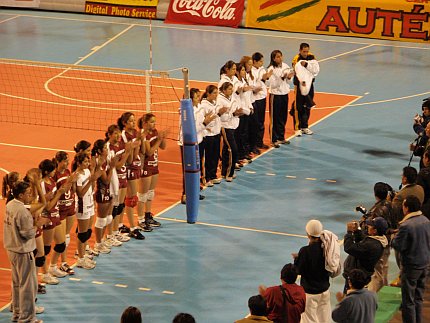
<box><xmin>182</xmin><ymin>68</ymin><xmax>189</xmax><ymax>100</ymax></box>
<box><xmin>145</xmin><ymin>70</ymin><xmax>151</xmax><ymax>112</ymax></box>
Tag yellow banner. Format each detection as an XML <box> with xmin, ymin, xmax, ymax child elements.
<box><xmin>246</xmin><ymin>0</ymin><xmax>430</xmax><ymax>43</ymax></box>
<box><xmin>92</xmin><ymin>0</ymin><xmax>158</xmax><ymax>6</ymax></box>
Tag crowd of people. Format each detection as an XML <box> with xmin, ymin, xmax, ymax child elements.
<box><xmin>2</xmin><ymin>44</ymin><xmax>428</xmax><ymax>323</ymax></box>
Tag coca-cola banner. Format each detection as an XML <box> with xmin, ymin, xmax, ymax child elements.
<box><xmin>165</xmin><ymin>0</ymin><xmax>245</xmax><ymax>28</ymax></box>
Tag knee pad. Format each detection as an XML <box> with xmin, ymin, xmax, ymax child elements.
<box><xmin>65</xmin><ymin>234</ymin><xmax>71</xmax><ymax>247</ymax></box>
<box><xmin>117</xmin><ymin>203</ymin><xmax>125</xmax><ymax>216</ymax></box>
<box><xmin>35</xmin><ymin>256</ymin><xmax>45</xmax><ymax>268</ymax></box>
<box><xmin>112</xmin><ymin>206</ymin><xmax>119</xmax><ymax>219</ymax></box>
<box><xmin>54</xmin><ymin>242</ymin><xmax>66</xmax><ymax>253</ymax></box>
<box><xmin>95</xmin><ymin>217</ymin><xmax>107</xmax><ymax>229</ymax></box>
<box><xmin>137</xmin><ymin>192</ymin><xmax>148</xmax><ymax>203</ymax></box>
<box><xmin>147</xmin><ymin>189</ymin><xmax>155</xmax><ymax>201</ymax></box>
<box><xmin>44</xmin><ymin>245</ymin><xmax>51</xmax><ymax>256</ymax></box>
<box><xmin>78</xmin><ymin>231</ymin><xmax>89</xmax><ymax>243</ymax></box>
<box><xmin>87</xmin><ymin>228</ymin><xmax>92</xmax><ymax>239</ymax></box>
<box><xmin>106</xmin><ymin>214</ymin><xmax>113</xmax><ymax>225</ymax></box>
<box><xmin>125</xmin><ymin>196</ymin><xmax>138</xmax><ymax>208</ymax></box>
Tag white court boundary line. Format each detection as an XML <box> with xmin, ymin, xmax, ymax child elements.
<box><xmin>0</xmin><ymin>11</ymin><xmax>429</xmax><ymax>51</ymax></box>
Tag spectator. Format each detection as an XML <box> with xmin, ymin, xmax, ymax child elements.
<box><xmin>120</xmin><ymin>306</ymin><xmax>142</xmax><ymax>323</ymax></box>
<box><xmin>172</xmin><ymin>312</ymin><xmax>196</xmax><ymax>323</ymax></box>
<box><xmin>343</xmin><ymin>217</ymin><xmax>388</xmax><ymax>293</ymax></box>
<box><xmin>332</xmin><ymin>269</ymin><xmax>378</xmax><ymax>323</ymax></box>
<box><xmin>293</xmin><ymin>220</ymin><xmax>331</xmax><ymax>323</ymax></box>
<box><xmin>259</xmin><ymin>263</ymin><xmax>305</xmax><ymax>323</ymax></box>
<box><xmin>392</xmin><ymin>195</ymin><xmax>430</xmax><ymax>323</ymax></box>
<box><xmin>417</xmin><ymin>149</ymin><xmax>430</xmax><ymax>219</ymax></box>
<box><xmin>235</xmin><ymin>295</ymin><xmax>272</xmax><ymax>322</ymax></box>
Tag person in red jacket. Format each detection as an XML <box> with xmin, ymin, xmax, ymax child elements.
<box><xmin>259</xmin><ymin>263</ymin><xmax>306</xmax><ymax>323</ymax></box>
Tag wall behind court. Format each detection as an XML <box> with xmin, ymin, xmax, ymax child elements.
<box><xmin>1</xmin><ymin>0</ymin><xmax>429</xmax><ymax>43</ymax></box>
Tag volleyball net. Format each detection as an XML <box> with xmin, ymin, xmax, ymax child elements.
<box><xmin>0</xmin><ymin>58</ymin><xmax>186</xmax><ymax>140</ymax></box>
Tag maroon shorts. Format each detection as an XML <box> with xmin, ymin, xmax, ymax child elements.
<box><xmin>141</xmin><ymin>166</ymin><xmax>159</xmax><ymax>178</ymax></box>
<box><xmin>43</xmin><ymin>213</ymin><xmax>61</xmax><ymax>230</ymax></box>
<box><xmin>126</xmin><ymin>165</ymin><xmax>141</xmax><ymax>181</ymax></box>
<box><xmin>59</xmin><ymin>204</ymin><xmax>76</xmax><ymax>221</ymax></box>
<box><xmin>95</xmin><ymin>188</ymin><xmax>112</xmax><ymax>204</ymax></box>
<box><xmin>35</xmin><ymin>226</ymin><xmax>43</xmax><ymax>238</ymax></box>
<box><xmin>118</xmin><ymin>174</ymin><xmax>128</xmax><ymax>189</ymax></box>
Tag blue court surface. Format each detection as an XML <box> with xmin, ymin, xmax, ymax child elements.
<box><xmin>0</xmin><ymin>8</ymin><xmax>429</xmax><ymax>323</ymax></box>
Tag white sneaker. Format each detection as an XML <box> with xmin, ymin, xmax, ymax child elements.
<box><xmin>205</xmin><ymin>180</ymin><xmax>214</xmax><ymax>187</ymax></box>
<box><xmin>295</xmin><ymin>130</ymin><xmax>302</xmax><ymax>137</ymax></box>
<box><xmin>302</xmin><ymin>128</ymin><xmax>313</xmax><ymax>135</ymax></box>
<box><xmin>116</xmin><ymin>233</ymin><xmax>130</xmax><ymax>242</ymax></box>
<box><xmin>108</xmin><ymin>237</ymin><xmax>122</xmax><ymax>247</ymax></box>
<box><xmin>41</xmin><ymin>273</ymin><xmax>59</xmax><ymax>285</ymax></box>
<box><xmin>77</xmin><ymin>257</ymin><xmax>96</xmax><ymax>270</ymax></box>
<box><xmin>102</xmin><ymin>239</ymin><xmax>113</xmax><ymax>249</ymax></box>
<box><xmin>212</xmin><ymin>178</ymin><xmax>222</xmax><ymax>184</ymax></box>
<box><xmin>86</xmin><ymin>248</ymin><xmax>99</xmax><ymax>257</ymax></box>
<box><xmin>36</xmin><ymin>306</ymin><xmax>45</xmax><ymax>314</ymax></box>
<box><xmin>48</xmin><ymin>266</ymin><xmax>67</xmax><ymax>278</ymax></box>
<box><xmin>94</xmin><ymin>243</ymin><xmax>111</xmax><ymax>254</ymax></box>
<box><xmin>84</xmin><ymin>255</ymin><xmax>97</xmax><ymax>265</ymax></box>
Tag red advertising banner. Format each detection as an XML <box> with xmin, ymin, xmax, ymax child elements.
<box><xmin>165</xmin><ymin>0</ymin><xmax>245</xmax><ymax>28</ymax></box>
<box><xmin>85</xmin><ymin>2</ymin><xmax>156</xmax><ymax>19</ymax></box>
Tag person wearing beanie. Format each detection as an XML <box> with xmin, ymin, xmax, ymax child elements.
<box><xmin>292</xmin><ymin>220</ymin><xmax>331</xmax><ymax>323</ymax></box>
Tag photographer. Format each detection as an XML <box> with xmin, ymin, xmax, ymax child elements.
<box><xmin>342</xmin><ymin>217</ymin><xmax>388</xmax><ymax>293</ymax></box>
<box><xmin>410</xmin><ymin>122</ymin><xmax>430</xmax><ymax>170</ymax></box>
<box><xmin>413</xmin><ymin>97</ymin><xmax>430</xmax><ymax>137</ymax></box>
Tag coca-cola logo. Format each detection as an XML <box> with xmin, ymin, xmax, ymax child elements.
<box><xmin>171</xmin><ymin>0</ymin><xmax>238</xmax><ymax>20</ymax></box>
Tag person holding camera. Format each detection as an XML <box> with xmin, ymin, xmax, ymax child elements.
<box><xmin>413</xmin><ymin>97</ymin><xmax>430</xmax><ymax>137</ymax></box>
<box><xmin>410</xmin><ymin>122</ymin><xmax>430</xmax><ymax>170</ymax></box>
<box><xmin>392</xmin><ymin>195</ymin><xmax>430</xmax><ymax>323</ymax></box>
<box><xmin>342</xmin><ymin>217</ymin><xmax>388</xmax><ymax>293</ymax></box>
<box><xmin>332</xmin><ymin>269</ymin><xmax>378</xmax><ymax>323</ymax></box>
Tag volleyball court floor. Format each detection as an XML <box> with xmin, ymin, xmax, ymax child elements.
<box><xmin>0</xmin><ymin>8</ymin><xmax>429</xmax><ymax>323</ymax></box>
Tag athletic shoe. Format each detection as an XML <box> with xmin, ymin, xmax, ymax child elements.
<box><xmin>86</xmin><ymin>248</ymin><xmax>99</xmax><ymax>257</ymax></box>
<box><xmin>147</xmin><ymin>215</ymin><xmax>161</xmax><ymax>227</ymax></box>
<box><xmin>84</xmin><ymin>255</ymin><xmax>96</xmax><ymax>265</ymax></box>
<box><xmin>129</xmin><ymin>228</ymin><xmax>145</xmax><ymax>240</ymax></box>
<box><xmin>76</xmin><ymin>257</ymin><xmax>96</xmax><ymax>270</ymax></box>
<box><xmin>119</xmin><ymin>225</ymin><xmax>131</xmax><ymax>234</ymax></box>
<box><xmin>48</xmin><ymin>266</ymin><xmax>67</xmax><ymax>278</ymax></box>
<box><xmin>116</xmin><ymin>233</ymin><xmax>130</xmax><ymax>242</ymax></box>
<box><xmin>280</xmin><ymin>139</ymin><xmax>290</xmax><ymax>145</ymax></box>
<box><xmin>138</xmin><ymin>221</ymin><xmax>153</xmax><ymax>232</ymax></box>
<box><xmin>258</xmin><ymin>144</ymin><xmax>269</xmax><ymax>149</ymax></box>
<box><xmin>41</xmin><ymin>273</ymin><xmax>59</xmax><ymax>285</ymax></box>
<box><xmin>36</xmin><ymin>306</ymin><xmax>44</xmax><ymax>314</ymax></box>
<box><xmin>102</xmin><ymin>239</ymin><xmax>113</xmax><ymax>249</ymax></box>
<box><xmin>59</xmin><ymin>263</ymin><xmax>75</xmax><ymax>275</ymax></box>
<box><xmin>37</xmin><ymin>283</ymin><xmax>46</xmax><ymax>294</ymax></box>
<box><xmin>225</xmin><ymin>177</ymin><xmax>233</xmax><ymax>182</ymax></box>
<box><xmin>240</xmin><ymin>159</ymin><xmax>249</xmax><ymax>165</ymax></box>
<box><xmin>295</xmin><ymin>130</ymin><xmax>302</xmax><ymax>137</ymax></box>
<box><xmin>108</xmin><ymin>236</ymin><xmax>123</xmax><ymax>247</ymax></box>
<box><xmin>212</xmin><ymin>178</ymin><xmax>222</xmax><ymax>184</ymax></box>
<box><xmin>272</xmin><ymin>142</ymin><xmax>281</xmax><ymax>148</ymax></box>
<box><xmin>252</xmin><ymin>148</ymin><xmax>261</xmax><ymax>155</ymax></box>
<box><xmin>205</xmin><ymin>180</ymin><xmax>214</xmax><ymax>187</ymax></box>
<box><xmin>302</xmin><ymin>128</ymin><xmax>313</xmax><ymax>135</ymax></box>
<box><xmin>94</xmin><ymin>243</ymin><xmax>111</xmax><ymax>254</ymax></box>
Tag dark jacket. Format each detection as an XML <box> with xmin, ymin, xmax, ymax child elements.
<box><xmin>343</xmin><ymin>231</ymin><xmax>387</xmax><ymax>279</ymax></box>
<box><xmin>417</xmin><ymin>167</ymin><xmax>430</xmax><ymax>219</ymax></box>
<box><xmin>392</xmin><ymin>211</ymin><xmax>430</xmax><ymax>269</ymax></box>
<box><xmin>294</xmin><ymin>241</ymin><xmax>330</xmax><ymax>294</ymax></box>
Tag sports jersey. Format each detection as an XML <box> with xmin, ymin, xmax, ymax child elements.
<box><xmin>41</xmin><ymin>178</ymin><xmax>60</xmax><ymax>229</ymax></box>
<box><xmin>142</xmin><ymin>129</ymin><xmax>160</xmax><ymax>177</ymax></box>
<box><xmin>76</xmin><ymin>169</ymin><xmax>95</xmax><ymax>218</ymax></box>
<box><xmin>54</xmin><ymin>169</ymin><xmax>75</xmax><ymax>219</ymax></box>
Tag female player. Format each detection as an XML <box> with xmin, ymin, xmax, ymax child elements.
<box><xmin>38</xmin><ymin>159</ymin><xmax>70</xmax><ymax>284</ymax></box>
<box><xmin>136</xmin><ymin>113</ymin><xmax>166</xmax><ymax>228</ymax></box>
<box><xmin>267</xmin><ymin>49</ymin><xmax>294</xmax><ymax>147</ymax></box>
<box><xmin>217</xmin><ymin>82</ymin><xmax>243</xmax><ymax>182</ymax></box>
<box><xmin>105</xmin><ymin>124</ymin><xmax>132</xmax><ymax>244</ymax></box>
<box><xmin>73</xmin><ymin>152</ymin><xmax>101</xmax><ymax>269</ymax></box>
<box><xmin>117</xmin><ymin>112</ymin><xmax>145</xmax><ymax>240</ymax></box>
<box><xmin>54</xmin><ymin>151</ymin><xmax>77</xmax><ymax>275</ymax></box>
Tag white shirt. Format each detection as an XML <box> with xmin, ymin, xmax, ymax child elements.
<box><xmin>251</xmin><ymin>66</ymin><xmax>268</xmax><ymax>100</ymax></box>
<box><xmin>267</xmin><ymin>62</ymin><xmax>293</xmax><ymax>95</ymax></box>
<box><xmin>200</xmin><ymin>98</ymin><xmax>221</xmax><ymax>136</ymax></box>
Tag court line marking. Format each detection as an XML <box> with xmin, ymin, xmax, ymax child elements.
<box><xmin>0</xmin><ymin>143</ymin><xmax>182</xmax><ymax>166</ymax></box>
<box><xmin>0</xmin><ymin>167</ymin><xmax>10</xmax><ymax>174</ymax></box>
<box><xmin>44</xmin><ymin>24</ymin><xmax>137</xmax><ymax>101</ymax></box>
<box><xmin>155</xmin><ymin>216</ymin><xmax>308</xmax><ymax>239</ymax></box>
<box><xmin>2</xmin><ymin>12</ymin><xmax>429</xmax><ymax>50</ymax></box>
<box><xmin>319</xmin><ymin>44</ymin><xmax>375</xmax><ymax>62</ymax></box>
<box><xmin>0</xmin><ymin>15</ymin><xmax>20</xmax><ymax>24</ymax></box>
<box><xmin>0</xmin><ymin>267</ymin><xmax>11</xmax><ymax>271</ymax></box>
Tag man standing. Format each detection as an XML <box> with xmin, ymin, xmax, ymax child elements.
<box><xmin>3</xmin><ymin>181</ymin><xmax>47</xmax><ymax>323</ymax></box>
<box><xmin>259</xmin><ymin>263</ymin><xmax>306</xmax><ymax>323</ymax></box>
<box><xmin>332</xmin><ymin>269</ymin><xmax>378</xmax><ymax>323</ymax></box>
<box><xmin>291</xmin><ymin>43</ymin><xmax>319</xmax><ymax>137</ymax></box>
<box><xmin>392</xmin><ymin>195</ymin><xmax>430</xmax><ymax>323</ymax></box>
<box><xmin>293</xmin><ymin>220</ymin><xmax>331</xmax><ymax>323</ymax></box>
<box><xmin>343</xmin><ymin>217</ymin><xmax>388</xmax><ymax>293</ymax></box>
